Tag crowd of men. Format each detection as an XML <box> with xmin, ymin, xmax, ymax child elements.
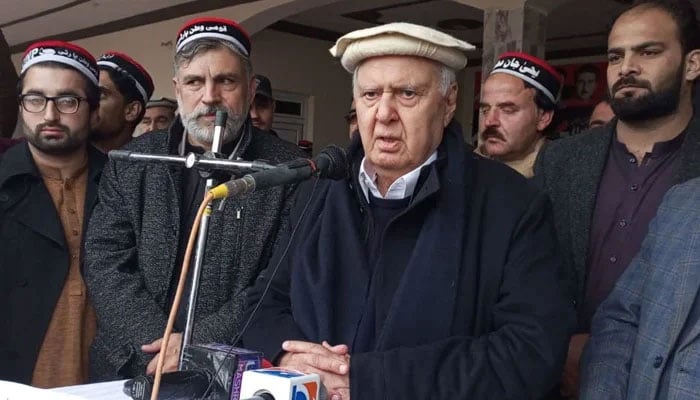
<box><xmin>1</xmin><ymin>0</ymin><xmax>700</xmax><ymax>399</ymax></box>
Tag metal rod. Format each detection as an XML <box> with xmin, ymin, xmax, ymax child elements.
<box><xmin>179</xmin><ymin>111</ymin><xmax>227</xmax><ymax>368</ymax></box>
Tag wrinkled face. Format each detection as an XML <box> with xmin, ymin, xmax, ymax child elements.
<box><xmin>606</xmin><ymin>8</ymin><xmax>694</xmax><ymax>121</ymax></box>
<box><xmin>140</xmin><ymin>106</ymin><xmax>176</xmax><ymax>133</ymax></box>
<box><xmin>478</xmin><ymin>73</ymin><xmax>551</xmax><ymax>162</ymax></box>
<box><xmin>589</xmin><ymin>101</ymin><xmax>615</xmax><ymax>129</ymax></box>
<box><xmin>354</xmin><ymin>56</ymin><xmax>456</xmax><ymax>181</ymax></box>
<box><xmin>94</xmin><ymin>70</ymin><xmax>127</xmax><ymax>140</ymax></box>
<box><xmin>20</xmin><ymin>65</ymin><xmax>97</xmax><ymax>156</ymax></box>
<box><xmin>576</xmin><ymin>72</ymin><xmax>598</xmax><ymax>101</ymax></box>
<box><xmin>249</xmin><ymin>94</ymin><xmax>274</xmax><ymax>131</ymax></box>
<box><xmin>173</xmin><ymin>47</ymin><xmax>254</xmax><ymax>147</ymax></box>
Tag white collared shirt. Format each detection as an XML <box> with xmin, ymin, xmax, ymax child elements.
<box><xmin>358</xmin><ymin>151</ymin><xmax>438</xmax><ymax>201</ymax></box>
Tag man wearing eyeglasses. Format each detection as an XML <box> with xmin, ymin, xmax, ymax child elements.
<box><xmin>0</xmin><ymin>41</ymin><xmax>105</xmax><ymax>388</ymax></box>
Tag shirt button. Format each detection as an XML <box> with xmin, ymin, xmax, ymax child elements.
<box><xmin>619</xmin><ymin>219</ymin><xmax>627</xmax><ymax>228</ymax></box>
<box><xmin>72</xmin><ymin>229</ymin><xmax>79</xmax><ymax>236</ymax></box>
<box><xmin>629</xmin><ymin>157</ymin><xmax>636</xmax><ymax>164</ymax></box>
<box><xmin>610</xmin><ymin>256</ymin><xmax>617</xmax><ymax>263</ymax></box>
<box><xmin>653</xmin><ymin>356</ymin><xmax>663</xmax><ymax>368</ymax></box>
<box><xmin>630</xmin><ymin>184</ymin><xmax>639</xmax><ymax>191</ymax></box>
<box><xmin>68</xmin><ymin>208</ymin><xmax>76</xmax><ymax>214</ymax></box>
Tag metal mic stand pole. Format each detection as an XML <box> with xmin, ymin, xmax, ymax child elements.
<box><xmin>179</xmin><ymin>110</ymin><xmax>227</xmax><ymax>368</ymax></box>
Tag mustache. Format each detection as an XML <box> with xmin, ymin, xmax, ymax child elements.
<box><xmin>35</xmin><ymin>123</ymin><xmax>68</xmax><ymax>134</ymax></box>
<box><xmin>188</xmin><ymin>105</ymin><xmax>234</xmax><ymax>120</ymax></box>
<box><xmin>612</xmin><ymin>76</ymin><xmax>651</xmax><ymax>93</ymax></box>
<box><xmin>481</xmin><ymin>127</ymin><xmax>506</xmax><ymax>141</ymax></box>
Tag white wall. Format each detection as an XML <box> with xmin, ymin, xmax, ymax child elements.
<box><xmin>251</xmin><ymin>29</ymin><xmax>351</xmax><ymax>150</ymax></box>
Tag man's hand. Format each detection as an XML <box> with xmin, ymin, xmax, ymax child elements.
<box><xmin>280</xmin><ymin>340</ymin><xmax>351</xmax><ymax>400</ymax></box>
<box><xmin>560</xmin><ymin>333</ymin><xmax>590</xmax><ymax>399</ymax></box>
<box><xmin>142</xmin><ymin>333</ymin><xmax>183</xmax><ymax>375</ymax></box>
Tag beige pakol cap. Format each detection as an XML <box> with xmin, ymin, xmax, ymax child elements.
<box><xmin>329</xmin><ymin>22</ymin><xmax>475</xmax><ymax>72</ymax></box>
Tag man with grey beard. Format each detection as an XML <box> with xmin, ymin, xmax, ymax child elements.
<box><xmin>534</xmin><ymin>0</ymin><xmax>700</xmax><ymax>397</ymax></box>
<box><xmin>84</xmin><ymin>17</ymin><xmax>305</xmax><ymax>380</ymax></box>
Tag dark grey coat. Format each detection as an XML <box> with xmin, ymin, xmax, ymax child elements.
<box><xmin>84</xmin><ymin>119</ymin><xmax>305</xmax><ymax>380</ymax></box>
<box><xmin>533</xmin><ymin>116</ymin><xmax>700</xmax><ymax>308</ymax></box>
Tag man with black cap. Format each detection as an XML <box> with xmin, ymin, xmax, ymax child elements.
<box><xmin>243</xmin><ymin>22</ymin><xmax>574</xmax><ymax>400</ymax></box>
<box><xmin>250</xmin><ymin>74</ymin><xmax>277</xmax><ymax>135</ymax></box>
<box><xmin>139</xmin><ymin>97</ymin><xmax>177</xmax><ymax>135</ymax></box>
<box><xmin>93</xmin><ymin>51</ymin><xmax>154</xmax><ymax>153</ymax></box>
<box><xmin>0</xmin><ymin>40</ymin><xmax>105</xmax><ymax>387</ymax></box>
<box><xmin>534</xmin><ymin>0</ymin><xmax>700</xmax><ymax>397</ymax></box>
<box><xmin>478</xmin><ymin>52</ymin><xmax>563</xmax><ymax>178</ymax></box>
<box><xmin>84</xmin><ymin>16</ymin><xmax>305</xmax><ymax>380</ymax></box>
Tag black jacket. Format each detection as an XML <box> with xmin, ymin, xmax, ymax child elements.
<box><xmin>0</xmin><ymin>142</ymin><xmax>105</xmax><ymax>383</ymax></box>
<box><xmin>243</xmin><ymin>122</ymin><xmax>576</xmax><ymax>399</ymax></box>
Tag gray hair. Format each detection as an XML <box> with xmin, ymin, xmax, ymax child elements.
<box><xmin>173</xmin><ymin>39</ymin><xmax>253</xmax><ymax>80</ymax></box>
<box><xmin>352</xmin><ymin>60</ymin><xmax>456</xmax><ymax>97</ymax></box>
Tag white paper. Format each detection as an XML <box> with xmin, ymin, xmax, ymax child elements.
<box><xmin>0</xmin><ymin>380</ymin><xmax>85</xmax><ymax>400</ymax></box>
<box><xmin>51</xmin><ymin>380</ymin><xmax>130</xmax><ymax>400</ymax></box>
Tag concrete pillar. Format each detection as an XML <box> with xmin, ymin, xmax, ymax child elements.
<box><xmin>481</xmin><ymin>4</ymin><xmax>547</xmax><ymax>80</ymax></box>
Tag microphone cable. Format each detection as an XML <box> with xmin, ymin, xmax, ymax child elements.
<box><xmin>198</xmin><ymin>176</ymin><xmax>321</xmax><ymax>399</ymax></box>
<box><xmin>146</xmin><ymin>172</ymin><xmax>322</xmax><ymax>399</ymax></box>
<box><xmin>151</xmin><ymin>190</ymin><xmax>215</xmax><ymax>400</ymax></box>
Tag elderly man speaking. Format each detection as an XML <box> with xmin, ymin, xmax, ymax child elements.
<box><xmin>242</xmin><ymin>23</ymin><xmax>574</xmax><ymax>400</ymax></box>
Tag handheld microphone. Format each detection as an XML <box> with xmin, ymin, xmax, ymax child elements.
<box><xmin>209</xmin><ymin>145</ymin><xmax>348</xmax><ymax>199</ymax></box>
<box><xmin>239</xmin><ymin>368</ymin><xmax>322</xmax><ymax>400</ymax></box>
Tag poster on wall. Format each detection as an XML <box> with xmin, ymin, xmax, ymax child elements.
<box><xmin>473</xmin><ymin>61</ymin><xmax>608</xmax><ymax>139</ymax></box>
<box><xmin>554</xmin><ymin>61</ymin><xmax>608</xmax><ymax>137</ymax></box>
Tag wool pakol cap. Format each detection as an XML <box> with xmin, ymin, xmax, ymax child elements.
<box><xmin>176</xmin><ymin>16</ymin><xmax>251</xmax><ymax>57</ymax></box>
<box><xmin>490</xmin><ymin>52</ymin><xmax>563</xmax><ymax>105</ymax></box>
<box><xmin>21</xmin><ymin>40</ymin><xmax>99</xmax><ymax>86</ymax></box>
<box><xmin>329</xmin><ymin>22</ymin><xmax>475</xmax><ymax>72</ymax></box>
<box><xmin>97</xmin><ymin>51</ymin><xmax>154</xmax><ymax>104</ymax></box>
<box><xmin>146</xmin><ymin>97</ymin><xmax>177</xmax><ymax>110</ymax></box>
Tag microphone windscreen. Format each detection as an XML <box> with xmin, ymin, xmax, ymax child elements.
<box><xmin>315</xmin><ymin>145</ymin><xmax>349</xmax><ymax>180</ymax></box>
<box><xmin>215</xmin><ymin>110</ymin><xmax>228</xmax><ymax>127</ymax></box>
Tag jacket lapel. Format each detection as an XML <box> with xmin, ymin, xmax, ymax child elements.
<box><xmin>674</xmin><ymin>116</ymin><xmax>700</xmax><ymax>184</ymax></box>
<box><xmin>569</xmin><ymin>124</ymin><xmax>614</xmax><ymax>301</ymax></box>
<box><xmin>376</xmin><ymin>124</ymin><xmax>466</xmax><ymax>349</ymax></box>
<box><xmin>0</xmin><ymin>143</ymin><xmax>65</xmax><ymax>249</ymax></box>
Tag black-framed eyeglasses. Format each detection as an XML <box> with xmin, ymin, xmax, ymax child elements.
<box><xmin>344</xmin><ymin>109</ymin><xmax>357</xmax><ymax>123</ymax></box>
<box><xmin>19</xmin><ymin>94</ymin><xmax>87</xmax><ymax>114</ymax></box>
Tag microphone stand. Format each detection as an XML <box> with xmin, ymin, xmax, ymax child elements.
<box><xmin>180</xmin><ymin>111</ymin><xmax>226</xmax><ymax>368</ymax></box>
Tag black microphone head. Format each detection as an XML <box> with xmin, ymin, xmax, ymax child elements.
<box><xmin>314</xmin><ymin>145</ymin><xmax>349</xmax><ymax>180</ymax></box>
<box><xmin>215</xmin><ymin>110</ymin><xmax>228</xmax><ymax>127</ymax></box>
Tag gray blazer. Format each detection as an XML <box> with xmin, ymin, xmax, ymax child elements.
<box><xmin>533</xmin><ymin>116</ymin><xmax>700</xmax><ymax>306</ymax></box>
<box><xmin>84</xmin><ymin>119</ymin><xmax>305</xmax><ymax>380</ymax></box>
<box><xmin>580</xmin><ymin>177</ymin><xmax>700</xmax><ymax>400</ymax></box>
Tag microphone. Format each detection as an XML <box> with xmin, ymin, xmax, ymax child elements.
<box><xmin>209</xmin><ymin>145</ymin><xmax>348</xmax><ymax>199</ymax></box>
<box><xmin>211</xmin><ymin>110</ymin><xmax>227</xmax><ymax>153</ymax></box>
<box><xmin>239</xmin><ymin>368</ymin><xmax>323</xmax><ymax>400</ymax></box>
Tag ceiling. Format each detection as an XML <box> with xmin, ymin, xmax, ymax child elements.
<box><xmin>2</xmin><ymin>0</ymin><xmax>699</xmax><ymax>60</ymax></box>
